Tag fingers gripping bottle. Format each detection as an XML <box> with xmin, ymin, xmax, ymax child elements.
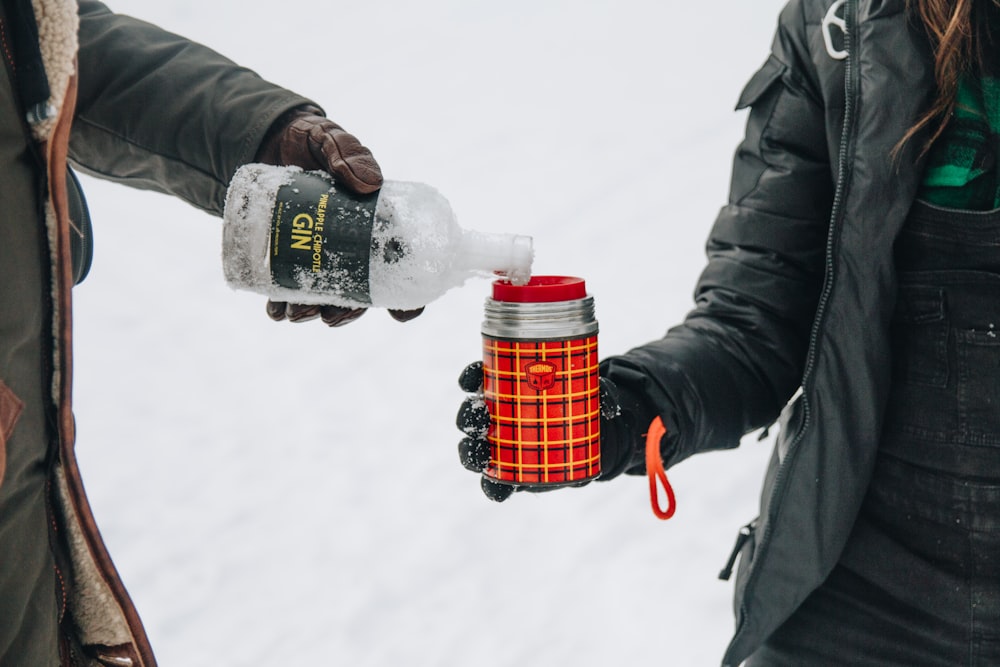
<box><xmin>481</xmin><ymin>276</ymin><xmax>601</xmax><ymax>486</ymax></box>
<box><xmin>222</xmin><ymin>164</ymin><xmax>534</xmax><ymax>309</ymax></box>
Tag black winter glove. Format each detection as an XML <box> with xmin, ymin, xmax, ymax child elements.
<box><xmin>456</xmin><ymin>361</ymin><xmax>648</xmax><ymax>502</ymax></box>
<box><xmin>254</xmin><ymin>105</ymin><xmax>424</xmax><ymax>326</ymax></box>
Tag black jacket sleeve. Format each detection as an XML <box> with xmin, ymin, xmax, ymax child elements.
<box><xmin>604</xmin><ymin>1</ymin><xmax>834</xmax><ymax>469</ymax></box>
<box><xmin>68</xmin><ymin>1</ymin><xmax>315</xmax><ymax>215</ymax></box>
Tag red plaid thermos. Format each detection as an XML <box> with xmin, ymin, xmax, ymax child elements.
<box><xmin>481</xmin><ymin>276</ymin><xmax>601</xmax><ymax>486</ymax></box>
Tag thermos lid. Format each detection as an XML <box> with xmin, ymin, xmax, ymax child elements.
<box><xmin>491</xmin><ymin>275</ymin><xmax>586</xmax><ymax>303</ymax></box>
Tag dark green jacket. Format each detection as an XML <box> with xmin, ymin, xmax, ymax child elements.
<box><xmin>0</xmin><ymin>2</ymin><xmax>311</xmax><ymax>664</ymax></box>
<box><xmin>603</xmin><ymin>1</ymin><xmax>936</xmax><ymax>664</ymax></box>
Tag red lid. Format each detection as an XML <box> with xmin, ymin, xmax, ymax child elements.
<box><xmin>491</xmin><ymin>275</ymin><xmax>587</xmax><ymax>303</ymax></box>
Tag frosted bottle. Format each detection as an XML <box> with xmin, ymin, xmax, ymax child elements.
<box><xmin>222</xmin><ymin>164</ymin><xmax>534</xmax><ymax>310</ymax></box>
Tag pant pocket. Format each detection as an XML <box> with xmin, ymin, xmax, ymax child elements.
<box><xmin>0</xmin><ymin>379</ymin><xmax>25</xmax><ymax>490</ymax></box>
<box><xmin>890</xmin><ymin>285</ymin><xmax>948</xmax><ymax>388</ymax></box>
<box><xmin>957</xmin><ymin>328</ymin><xmax>1000</xmax><ymax>445</ymax></box>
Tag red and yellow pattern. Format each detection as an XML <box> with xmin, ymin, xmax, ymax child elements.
<box><xmin>482</xmin><ymin>334</ymin><xmax>600</xmax><ymax>485</ymax></box>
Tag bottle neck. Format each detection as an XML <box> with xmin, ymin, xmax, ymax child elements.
<box><xmin>456</xmin><ymin>230</ymin><xmax>533</xmax><ymax>285</ymax></box>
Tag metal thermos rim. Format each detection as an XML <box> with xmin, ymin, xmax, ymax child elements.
<box><xmin>481</xmin><ymin>296</ymin><xmax>598</xmax><ymax>339</ymax></box>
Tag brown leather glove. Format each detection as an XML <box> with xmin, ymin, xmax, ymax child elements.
<box><xmin>255</xmin><ymin>105</ymin><xmax>424</xmax><ymax>326</ymax></box>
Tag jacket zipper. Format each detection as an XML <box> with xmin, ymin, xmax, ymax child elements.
<box><xmin>723</xmin><ymin>0</ymin><xmax>858</xmax><ymax>663</ymax></box>
<box><xmin>718</xmin><ymin>519</ymin><xmax>756</xmax><ymax>581</ymax></box>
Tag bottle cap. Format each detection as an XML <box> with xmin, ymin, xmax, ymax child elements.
<box><xmin>491</xmin><ymin>275</ymin><xmax>587</xmax><ymax>303</ymax></box>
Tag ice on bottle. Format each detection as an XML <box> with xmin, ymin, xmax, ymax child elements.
<box><xmin>222</xmin><ymin>164</ymin><xmax>534</xmax><ymax>310</ymax></box>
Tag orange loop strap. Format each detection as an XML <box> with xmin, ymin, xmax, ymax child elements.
<box><xmin>645</xmin><ymin>416</ymin><xmax>676</xmax><ymax>520</ymax></box>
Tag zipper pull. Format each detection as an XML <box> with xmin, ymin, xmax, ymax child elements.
<box><xmin>718</xmin><ymin>520</ymin><xmax>756</xmax><ymax>581</ymax></box>
<box><xmin>822</xmin><ymin>0</ymin><xmax>848</xmax><ymax>60</ymax></box>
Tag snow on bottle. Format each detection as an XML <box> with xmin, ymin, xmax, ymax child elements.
<box><xmin>222</xmin><ymin>164</ymin><xmax>534</xmax><ymax>310</ymax></box>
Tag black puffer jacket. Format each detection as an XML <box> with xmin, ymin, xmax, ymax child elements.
<box><xmin>603</xmin><ymin>0</ymin><xmax>936</xmax><ymax>664</ymax></box>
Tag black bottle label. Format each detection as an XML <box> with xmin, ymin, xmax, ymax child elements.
<box><xmin>268</xmin><ymin>171</ymin><xmax>378</xmax><ymax>305</ymax></box>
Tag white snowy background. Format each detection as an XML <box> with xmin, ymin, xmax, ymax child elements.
<box><xmin>72</xmin><ymin>1</ymin><xmax>788</xmax><ymax>665</ymax></box>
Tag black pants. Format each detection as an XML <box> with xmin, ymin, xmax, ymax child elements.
<box><xmin>748</xmin><ymin>457</ymin><xmax>1000</xmax><ymax>666</ymax></box>
<box><xmin>748</xmin><ymin>201</ymin><xmax>1000</xmax><ymax>666</ymax></box>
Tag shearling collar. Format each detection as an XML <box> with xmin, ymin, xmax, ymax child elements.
<box><xmin>28</xmin><ymin>0</ymin><xmax>77</xmax><ymax>141</ymax></box>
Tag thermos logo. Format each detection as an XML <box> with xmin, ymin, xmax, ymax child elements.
<box><xmin>524</xmin><ymin>360</ymin><xmax>558</xmax><ymax>391</ymax></box>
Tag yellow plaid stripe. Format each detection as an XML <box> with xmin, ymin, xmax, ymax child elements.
<box><xmin>483</xmin><ymin>333</ymin><xmax>600</xmax><ymax>484</ymax></box>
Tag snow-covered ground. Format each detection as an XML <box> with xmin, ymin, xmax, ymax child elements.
<box><xmin>72</xmin><ymin>2</ymin><xmax>787</xmax><ymax>665</ymax></box>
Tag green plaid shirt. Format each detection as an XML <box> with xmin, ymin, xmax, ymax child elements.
<box><xmin>919</xmin><ymin>76</ymin><xmax>1000</xmax><ymax>210</ymax></box>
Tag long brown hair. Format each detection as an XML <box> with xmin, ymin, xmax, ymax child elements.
<box><xmin>896</xmin><ymin>0</ymin><xmax>998</xmax><ymax>157</ymax></box>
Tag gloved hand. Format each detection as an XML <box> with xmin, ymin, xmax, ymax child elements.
<box><xmin>254</xmin><ymin>105</ymin><xmax>425</xmax><ymax>326</ymax></box>
<box><xmin>456</xmin><ymin>361</ymin><xmax>646</xmax><ymax>502</ymax></box>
